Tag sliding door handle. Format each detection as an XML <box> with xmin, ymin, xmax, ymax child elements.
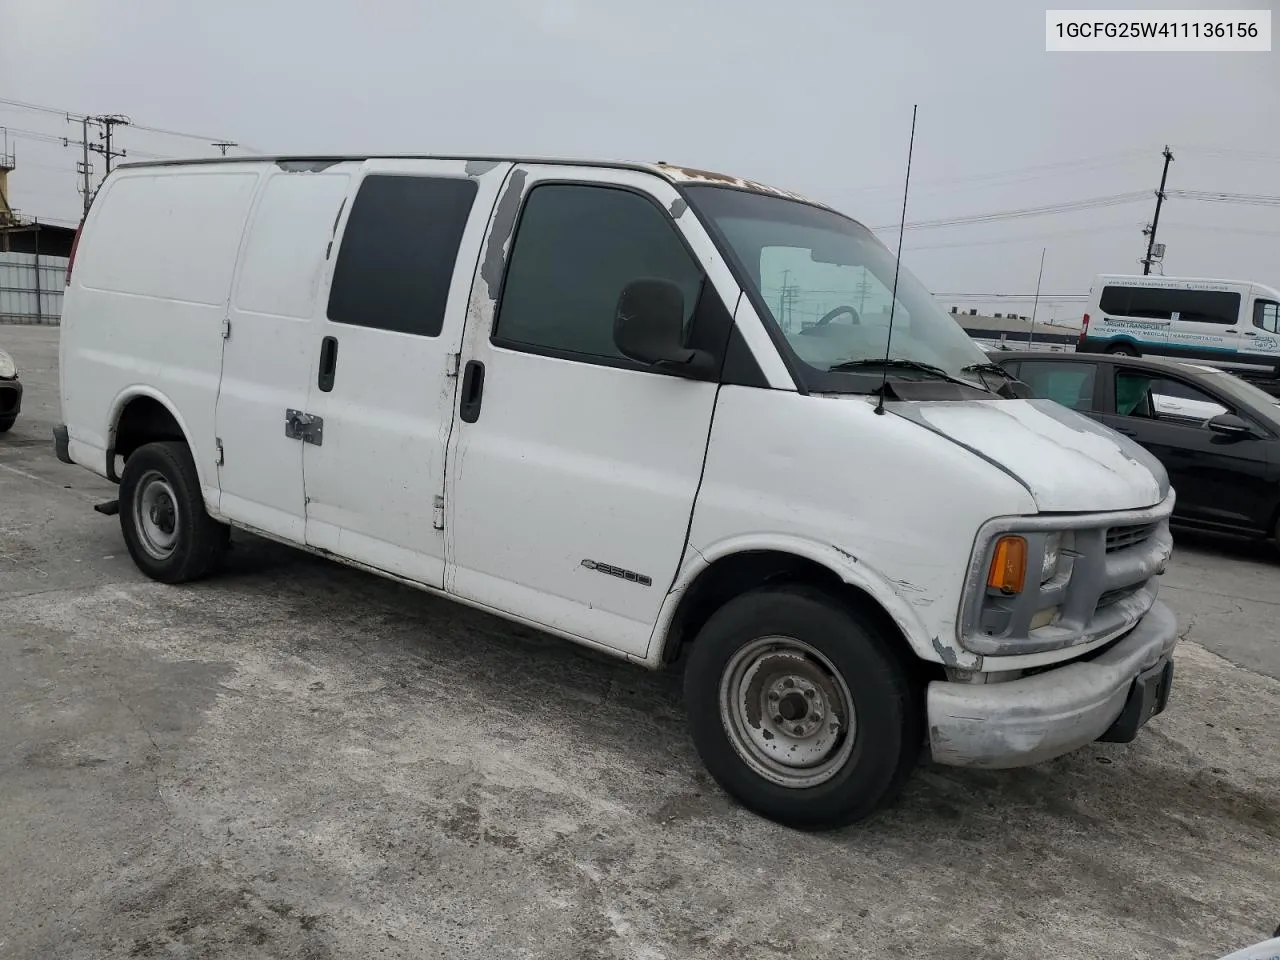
<box><xmin>459</xmin><ymin>360</ymin><xmax>485</xmax><ymax>423</ymax></box>
<box><xmin>317</xmin><ymin>336</ymin><xmax>339</xmax><ymax>392</ymax></box>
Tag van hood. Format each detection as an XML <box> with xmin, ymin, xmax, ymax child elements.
<box><xmin>888</xmin><ymin>398</ymin><xmax>1169</xmax><ymax>513</ymax></box>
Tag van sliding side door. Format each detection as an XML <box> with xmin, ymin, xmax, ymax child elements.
<box><xmin>297</xmin><ymin>159</ymin><xmax>513</xmax><ymax>589</ymax></box>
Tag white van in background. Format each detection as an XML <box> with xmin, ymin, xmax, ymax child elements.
<box><xmin>1078</xmin><ymin>274</ymin><xmax>1280</xmax><ymax>384</ymax></box>
<box><xmin>55</xmin><ymin>155</ymin><xmax>1177</xmax><ymax>828</ymax></box>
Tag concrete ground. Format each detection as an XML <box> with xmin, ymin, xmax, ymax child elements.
<box><xmin>1</xmin><ymin>323</ymin><xmax>1277</xmax><ymax>960</ymax></box>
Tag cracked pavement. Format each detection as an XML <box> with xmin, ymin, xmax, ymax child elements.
<box><xmin>2</xmin><ymin>324</ymin><xmax>1278</xmax><ymax>960</ymax></box>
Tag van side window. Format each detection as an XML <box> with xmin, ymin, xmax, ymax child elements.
<box><xmin>1099</xmin><ymin>286</ymin><xmax>1240</xmax><ymax>325</ymax></box>
<box><xmin>1255</xmin><ymin>300</ymin><xmax>1280</xmax><ymax>334</ymax></box>
<box><xmin>327</xmin><ymin>175</ymin><xmax>478</xmax><ymax>337</ymax></box>
<box><xmin>493</xmin><ymin>184</ymin><xmax>704</xmax><ymax>363</ymax></box>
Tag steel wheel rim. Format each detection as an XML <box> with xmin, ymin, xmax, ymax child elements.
<box><xmin>134</xmin><ymin>470</ymin><xmax>180</xmax><ymax>560</ymax></box>
<box><xmin>719</xmin><ymin>635</ymin><xmax>856</xmax><ymax>789</ymax></box>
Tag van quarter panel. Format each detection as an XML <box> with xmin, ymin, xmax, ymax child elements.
<box><xmin>60</xmin><ymin>168</ymin><xmax>262</xmax><ymax>497</ymax></box>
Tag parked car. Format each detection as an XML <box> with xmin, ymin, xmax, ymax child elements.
<box><xmin>994</xmin><ymin>350</ymin><xmax>1280</xmax><ymax>539</ymax></box>
<box><xmin>56</xmin><ymin>155</ymin><xmax>1177</xmax><ymax>828</ymax></box>
<box><xmin>0</xmin><ymin>346</ymin><xmax>21</xmax><ymax>432</ymax></box>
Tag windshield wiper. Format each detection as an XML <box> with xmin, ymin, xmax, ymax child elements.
<box><xmin>829</xmin><ymin>357</ymin><xmax>986</xmax><ymax>390</ymax></box>
<box><xmin>962</xmin><ymin>361</ymin><xmax>1016</xmax><ymax>379</ymax></box>
<box><xmin>962</xmin><ymin>361</ymin><xmax>1031</xmax><ymax>398</ymax></box>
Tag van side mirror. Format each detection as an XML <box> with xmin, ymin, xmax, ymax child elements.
<box><xmin>1207</xmin><ymin>413</ymin><xmax>1256</xmax><ymax>439</ymax></box>
<box><xmin>614</xmin><ymin>278</ymin><xmax>715</xmax><ymax>377</ymax></box>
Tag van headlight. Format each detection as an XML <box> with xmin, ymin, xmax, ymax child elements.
<box><xmin>986</xmin><ymin>530</ymin><xmax>1069</xmax><ymax>594</ymax></box>
<box><xmin>0</xmin><ymin>350</ymin><xmax>15</xmax><ymax>380</ymax></box>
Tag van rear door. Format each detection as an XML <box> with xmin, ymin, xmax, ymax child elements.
<box><xmin>297</xmin><ymin>160</ymin><xmax>511</xmax><ymax>588</ymax></box>
<box><xmin>1239</xmin><ymin>286</ymin><xmax>1280</xmax><ymax>371</ymax></box>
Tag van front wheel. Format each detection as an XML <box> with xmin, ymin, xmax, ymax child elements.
<box><xmin>119</xmin><ymin>441</ymin><xmax>228</xmax><ymax>583</ymax></box>
<box><xmin>683</xmin><ymin>586</ymin><xmax>920</xmax><ymax>829</ymax></box>
<box><xmin>1106</xmin><ymin>343</ymin><xmax>1139</xmax><ymax>357</ymax></box>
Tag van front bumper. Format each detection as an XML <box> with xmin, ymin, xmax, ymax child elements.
<box><xmin>927</xmin><ymin>600</ymin><xmax>1178</xmax><ymax>768</ymax></box>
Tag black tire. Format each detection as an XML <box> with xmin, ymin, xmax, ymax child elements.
<box><xmin>683</xmin><ymin>586</ymin><xmax>921</xmax><ymax>830</ymax></box>
<box><xmin>1106</xmin><ymin>343</ymin><xmax>1139</xmax><ymax>357</ymax></box>
<box><xmin>0</xmin><ymin>416</ymin><xmax>14</xmax><ymax>433</ymax></box>
<box><xmin>119</xmin><ymin>440</ymin><xmax>229</xmax><ymax>583</ymax></box>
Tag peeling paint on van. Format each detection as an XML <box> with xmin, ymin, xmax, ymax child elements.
<box><xmin>275</xmin><ymin>159</ymin><xmax>343</xmax><ymax>173</ymax></box>
<box><xmin>465</xmin><ymin>160</ymin><xmax>501</xmax><ymax>177</ymax></box>
<box><xmin>658</xmin><ymin>164</ymin><xmax>832</xmax><ymax>209</ymax></box>
<box><xmin>480</xmin><ymin>169</ymin><xmax>527</xmax><ymax>300</ymax></box>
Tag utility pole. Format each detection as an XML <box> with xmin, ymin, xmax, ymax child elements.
<box><xmin>91</xmin><ymin>115</ymin><xmax>131</xmax><ymax>180</ymax></box>
<box><xmin>78</xmin><ymin>117</ymin><xmax>93</xmax><ymax>218</ymax></box>
<box><xmin>212</xmin><ymin>141</ymin><xmax>236</xmax><ymax>156</ymax></box>
<box><xmin>779</xmin><ymin>269</ymin><xmax>791</xmax><ymax>331</ymax></box>
<box><xmin>1027</xmin><ymin>247</ymin><xmax>1046</xmax><ymax>347</ymax></box>
<box><xmin>1142</xmin><ymin>145</ymin><xmax>1174</xmax><ymax>276</ymax></box>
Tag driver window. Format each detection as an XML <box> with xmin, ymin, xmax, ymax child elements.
<box><xmin>1255</xmin><ymin>300</ymin><xmax>1280</xmax><ymax>334</ymax></box>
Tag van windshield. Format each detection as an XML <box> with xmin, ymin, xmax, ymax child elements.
<box><xmin>683</xmin><ymin>185</ymin><xmax>991</xmax><ymax>394</ymax></box>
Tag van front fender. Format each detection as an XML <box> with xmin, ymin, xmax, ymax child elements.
<box><xmin>645</xmin><ymin>534</ymin><xmax>979</xmax><ymax>671</ymax></box>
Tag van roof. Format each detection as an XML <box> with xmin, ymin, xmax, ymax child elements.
<box><xmin>113</xmin><ymin>154</ymin><xmax>834</xmax><ymax>210</ymax></box>
<box><xmin>1092</xmin><ymin>274</ymin><xmax>1262</xmax><ymax>288</ymax></box>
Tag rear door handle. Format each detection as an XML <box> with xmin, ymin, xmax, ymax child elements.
<box><xmin>317</xmin><ymin>335</ymin><xmax>339</xmax><ymax>392</ymax></box>
<box><xmin>1244</xmin><ymin>331</ymin><xmax>1258</xmax><ymax>337</ymax></box>
<box><xmin>459</xmin><ymin>360</ymin><xmax>485</xmax><ymax>423</ymax></box>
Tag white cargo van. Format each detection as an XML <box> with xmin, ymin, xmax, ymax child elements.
<box><xmin>55</xmin><ymin>156</ymin><xmax>1178</xmax><ymax>828</ymax></box>
<box><xmin>1079</xmin><ymin>274</ymin><xmax>1280</xmax><ymax>380</ymax></box>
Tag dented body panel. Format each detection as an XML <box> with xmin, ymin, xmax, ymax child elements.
<box><xmin>928</xmin><ymin>601</ymin><xmax>1178</xmax><ymax>767</ymax></box>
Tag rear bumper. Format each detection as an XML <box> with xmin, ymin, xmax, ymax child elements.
<box><xmin>53</xmin><ymin>423</ymin><xmax>73</xmax><ymax>464</ymax></box>
<box><xmin>0</xmin><ymin>379</ymin><xmax>21</xmax><ymax>421</ymax></box>
<box><xmin>928</xmin><ymin>600</ymin><xmax>1178</xmax><ymax>768</ymax></box>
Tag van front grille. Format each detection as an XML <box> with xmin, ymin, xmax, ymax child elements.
<box><xmin>1106</xmin><ymin>522</ymin><xmax>1156</xmax><ymax>553</ymax></box>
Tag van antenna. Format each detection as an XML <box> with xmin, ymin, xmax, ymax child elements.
<box><xmin>874</xmin><ymin>104</ymin><xmax>918</xmax><ymax>416</ymax></box>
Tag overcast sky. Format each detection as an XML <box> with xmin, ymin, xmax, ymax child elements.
<box><xmin>2</xmin><ymin>0</ymin><xmax>1276</xmax><ymax>319</ymax></box>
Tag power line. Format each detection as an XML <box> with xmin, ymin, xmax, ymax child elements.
<box><xmin>871</xmin><ymin>191</ymin><xmax>1150</xmax><ymax>232</ymax></box>
<box><xmin>1162</xmin><ymin>221</ymin><xmax>1280</xmax><ymax>239</ymax></box>
<box><xmin>1167</xmin><ymin>189</ymin><xmax>1280</xmax><ymax>207</ymax></box>
<box><xmin>840</xmin><ymin>149</ymin><xmax>1150</xmax><ymax>197</ymax></box>
<box><xmin>1171</xmin><ymin>145</ymin><xmax>1280</xmax><ymax>165</ymax></box>
<box><xmin>0</xmin><ymin>96</ymin><xmax>255</xmax><ymax>152</ymax></box>
<box><xmin>904</xmin><ymin>222</ymin><xmax>1135</xmax><ymax>252</ymax></box>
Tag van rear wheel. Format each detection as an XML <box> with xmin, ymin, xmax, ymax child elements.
<box><xmin>119</xmin><ymin>441</ymin><xmax>228</xmax><ymax>583</ymax></box>
<box><xmin>683</xmin><ymin>586</ymin><xmax>920</xmax><ymax>829</ymax></box>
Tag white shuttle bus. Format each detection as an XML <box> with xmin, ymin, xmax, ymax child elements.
<box><xmin>1079</xmin><ymin>274</ymin><xmax>1280</xmax><ymax>383</ymax></box>
<box><xmin>55</xmin><ymin>155</ymin><xmax>1178</xmax><ymax>828</ymax></box>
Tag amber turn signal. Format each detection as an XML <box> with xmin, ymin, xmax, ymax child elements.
<box><xmin>987</xmin><ymin>535</ymin><xmax>1027</xmax><ymax>594</ymax></box>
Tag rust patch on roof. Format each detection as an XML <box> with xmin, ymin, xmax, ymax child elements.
<box><xmin>656</xmin><ymin>164</ymin><xmax>832</xmax><ymax>210</ymax></box>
